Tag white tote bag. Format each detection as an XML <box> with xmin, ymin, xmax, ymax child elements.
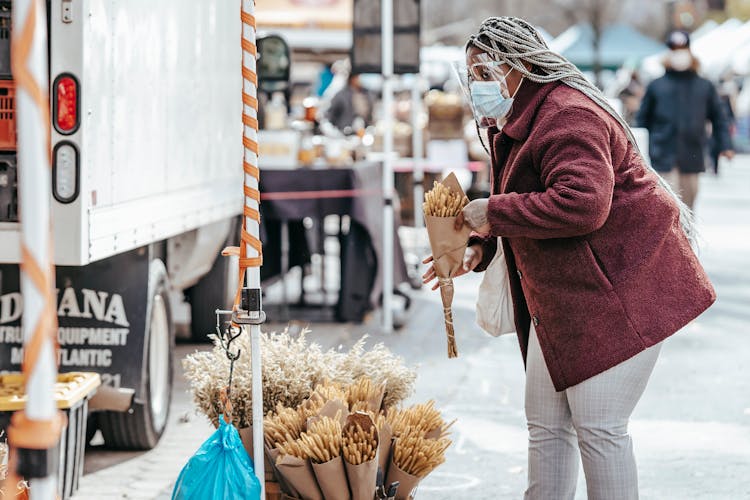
<box><xmin>476</xmin><ymin>238</ymin><xmax>516</xmax><ymax>336</ymax></box>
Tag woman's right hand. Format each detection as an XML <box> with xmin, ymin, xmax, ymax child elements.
<box><xmin>422</xmin><ymin>244</ymin><xmax>484</xmax><ymax>290</ymax></box>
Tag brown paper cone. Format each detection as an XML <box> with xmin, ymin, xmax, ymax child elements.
<box><xmin>367</xmin><ymin>380</ymin><xmax>387</xmax><ymax>414</ymax></box>
<box><xmin>377</xmin><ymin>423</ymin><xmax>393</xmax><ymax>476</ymax></box>
<box><xmin>344</xmin><ymin>457</ymin><xmax>378</xmax><ymax>500</ymax></box>
<box><xmin>385</xmin><ymin>458</ymin><xmax>421</xmax><ymax>500</ymax></box>
<box><xmin>441</xmin><ymin>171</ymin><xmax>468</xmax><ymax>200</ymax></box>
<box><xmin>268</xmin><ymin>447</ymin><xmax>302</xmax><ymax>499</ymax></box>
<box><xmin>311</xmin><ymin>455</ymin><xmax>351</xmax><ymax>500</ymax></box>
<box><xmin>424</xmin><ymin>216</ymin><xmax>471</xmax><ymax>279</ymax></box>
<box><xmin>319</xmin><ymin>399</ymin><xmax>349</xmax><ymax>427</ymax></box>
<box><xmin>342</xmin><ymin>413</ymin><xmax>379</xmax><ymax>500</ymax></box>
<box><xmin>239</xmin><ymin>426</ymin><xmax>276</xmax><ymax>482</ymax></box>
<box><xmin>423</xmin><ymin>173</ymin><xmax>472</xmax><ymax>361</ymax></box>
<box><xmin>423</xmin><ymin>172</ymin><xmax>472</xmax><ymax>278</ymax></box>
<box><xmin>275</xmin><ymin>455</ymin><xmax>324</xmax><ymax>500</ymax></box>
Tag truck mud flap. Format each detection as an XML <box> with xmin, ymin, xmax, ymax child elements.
<box><xmin>0</xmin><ymin>248</ymin><xmax>149</xmax><ymax>399</ymax></box>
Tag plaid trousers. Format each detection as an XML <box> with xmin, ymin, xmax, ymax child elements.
<box><xmin>524</xmin><ymin>324</ymin><xmax>661</xmax><ymax>500</ymax></box>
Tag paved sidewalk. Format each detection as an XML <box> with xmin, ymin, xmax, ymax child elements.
<box><xmin>73</xmin><ymin>157</ymin><xmax>750</xmax><ymax>499</ymax></box>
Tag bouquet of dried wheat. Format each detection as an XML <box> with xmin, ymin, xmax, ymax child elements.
<box><xmin>384</xmin><ymin>400</ymin><xmax>454</xmax><ymax>500</ymax></box>
<box><xmin>422</xmin><ymin>173</ymin><xmax>472</xmax><ymax>358</ymax></box>
<box><xmin>265</xmin><ymin>381</ymin><xmax>452</xmax><ymax>500</ymax></box>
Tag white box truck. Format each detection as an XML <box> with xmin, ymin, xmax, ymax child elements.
<box><xmin>0</xmin><ymin>0</ymin><xmax>245</xmax><ymax>449</ymax></box>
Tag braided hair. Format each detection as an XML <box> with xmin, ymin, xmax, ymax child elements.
<box><xmin>467</xmin><ymin>16</ymin><xmax>696</xmax><ymax>243</ymax></box>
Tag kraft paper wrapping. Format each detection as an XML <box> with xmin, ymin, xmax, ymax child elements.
<box><xmin>344</xmin><ymin>457</ymin><xmax>378</xmax><ymax>500</ymax></box>
<box><xmin>268</xmin><ymin>447</ymin><xmax>302</xmax><ymax>499</ymax></box>
<box><xmin>306</xmin><ymin>399</ymin><xmax>349</xmax><ymax>434</ymax></box>
<box><xmin>239</xmin><ymin>426</ymin><xmax>276</xmax><ymax>482</ymax></box>
<box><xmin>343</xmin><ymin>413</ymin><xmax>379</xmax><ymax>500</ymax></box>
<box><xmin>311</xmin><ymin>455</ymin><xmax>351</xmax><ymax>500</ymax></box>
<box><xmin>385</xmin><ymin>458</ymin><xmax>421</xmax><ymax>500</ymax></box>
<box><xmin>368</xmin><ymin>380</ymin><xmax>387</xmax><ymax>414</ymax></box>
<box><xmin>319</xmin><ymin>399</ymin><xmax>350</xmax><ymax>427</ymax></box>
<box><xmin>275</xmin><ymin>454</ymin><xmax>324</xmax><ymax>500</ymax></box>
<box><xmin>424</xmin><ymin>173</ymin><xmax>472</xmax><ymax>358</ymax></box>
<box><xmin>376</xmin><ymin>422</ymin><xmax>393</xmax><ymax>476</ymax></box>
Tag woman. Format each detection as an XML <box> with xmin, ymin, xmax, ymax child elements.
<box><xmin>423</xmin><ymin>17</ymin><xmax>715</xmax><ymax>500</ymax></box>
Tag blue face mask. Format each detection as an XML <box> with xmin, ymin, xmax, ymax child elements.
<box><xmin>470</xmin><ymin>77</ymin><xmax>523</xmax><ymax>129</ymax></box>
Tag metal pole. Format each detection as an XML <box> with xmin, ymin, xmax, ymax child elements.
<box><xmin>9</xmin><ymin>0</ymin><xmax>59</xmax><ymax>498</ymax></box>
<box><xmin>241</xmin><ymin>1</ymin><xmax>265</xmax><ymax>495</ymax></box>
<box><xmin>381</xmin><ymin>0</ymin><xmax>395</xmax><ymax>333</ymax></box>
<box><xmin>411</xmin><ymin>78</ymin><xmax>424</xmax><ymax>229</ymax></box>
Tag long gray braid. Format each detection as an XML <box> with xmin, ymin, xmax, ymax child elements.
<box><xmin>468</xmin><ymin>16</ymin><xmax>696</xmax><ymax>244</ymax></box>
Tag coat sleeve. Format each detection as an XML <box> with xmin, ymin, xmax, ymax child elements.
<box><xmin>707</xmin><ymin>82</ymin><xmax>733</xmax><ymax>153</ymax></box>
<box><xmin>635</xmin><ymin>83</ymin><xmax>654</xmax><ymax>129</ymax></box>
<box><xmin>467</xmin><ymin>233</ymin><xmax>497</xmax><ymax>272</ymax></box>
<box><xmin>486</xmin><ymin>106</ymin><xmax>615</xmax><ymax>240</ymax></box>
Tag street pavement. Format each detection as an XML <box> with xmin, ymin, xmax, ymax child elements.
<box><xmin>74</xmin><ymin>157</ymin><xmax>750</xmax><ymax>499</ymax></box>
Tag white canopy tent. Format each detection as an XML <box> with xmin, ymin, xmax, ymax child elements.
<box><xmin>691</xmin><ymin>19</ymin><xmax>719</xmax><ymax>40</ymax></box>
<box><xmin>692</xmin><ymin>19</ymin><xmax>750</xmax><ymax>79</ymax></box>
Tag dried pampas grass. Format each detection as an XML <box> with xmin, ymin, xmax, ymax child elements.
<box><xmin>183</xmin><ymin>328</ymin><xmax>416</xmax><ymax>428</ymax></box>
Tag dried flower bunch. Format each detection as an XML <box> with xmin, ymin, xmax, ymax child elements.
<box><xmin>336</xmin><ymin>337</ymin><xmax>416</xmax><ymax>409</ymax></box>
<box><xmin>264</xmin><ymin>404</ymin><xmax>304</xmax><ymax>449</ymax></box>
<box><xmin>342</xmin><ymin>419</ymin><xmax>378</xmax><ymax>465</ymax></box>
<box><xmin>423</xmin><ymin>181</ymin><xmax>466</xmax><ymax>217</ymax></box>
<box><xmin>183</xmin><ymin>328</ymin><xmax>417</xmax><ymax>428</ymax></box>
<box><xmin>392</xmin><ymin>430</ymin><xmax>451</xmax><ymax>478</ymax></box>
<box><xmin>300</xmin><ymin>415</ymin><xmax>343</xmax><ymax>464</ymax></box>
<box><xmin>387</xmin><ymin>400</ymin><xmax>455</xmax><ymax>439</ymax></box>
<box><xmin>277</xmin><ymin>437</ymin><xmax>309</xmax><ymax>460</ymax></box>
<box><xmin>421</xmin><ymin>173</ymin><xmax>471</xmax><ymax>360</ymax></box>
<box><xmin>265</xmin><ymin>381</ymin><xmax>453</xmax><ymax>500</ymax></box>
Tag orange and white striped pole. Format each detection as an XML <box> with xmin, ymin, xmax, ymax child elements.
<box><xmin>221</xmin><ymin>0</ymin><xmax>264</xmax><ymax>491</ymax></box>
<box><xmin>240</xmin><ymin>0</ymin><xmax>265</xmax><ymax>494</ymax></box>
<box><xmin>7</xmin><ymin>0</ymin><xmax>62</xmax><ymax>499</ymax></box>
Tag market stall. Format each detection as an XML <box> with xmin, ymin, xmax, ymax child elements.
<box><xmin>259</xmin><ymin>162</ymin><xmax>410</xmax><ymax>323</ymax></box>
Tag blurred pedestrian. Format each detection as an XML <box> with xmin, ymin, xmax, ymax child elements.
<box><xmin>710</xmin><ymin>76</ymin><xmax>738</xmax><ymax>175</ymax></box>
<box><xmin>325</xmin><ymin>73</ymin><xmax>373</xmax><ymax>134</ymax></box>
<box><xmin>617</xmin><ymin>70</ymin><xmax>644</xmax><ymax>126</ymax></box>
<box><xmin>636</xmin><ymin>30</ymin><xmax>734</xmax><ymax>208</ymax></box>
<box><xmin>423</xmin><ymin>17</ymin><xmax>715</xmax><ymax>500</ymax></box>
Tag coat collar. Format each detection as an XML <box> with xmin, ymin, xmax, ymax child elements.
<box><xmin>501</xmin><ymin>79</ymin><xmax>561</xmax><ymax>142</ymax></box>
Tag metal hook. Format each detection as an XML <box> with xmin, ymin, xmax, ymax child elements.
<box><xmin>215</xmin><ymin>309</ymin><xmax>242</xmax><ymax>401</ymax></box>
<box><xmin>215</xmin><ymin>309</ymin><xmax>242</xmax><ymax>361</ymax></box>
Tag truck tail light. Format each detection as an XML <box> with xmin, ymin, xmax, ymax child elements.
<box><xmin>53</xmin><ymin>141</ymin><xmax>79</xmax><ymax>203</ymax></box>
<box><xmin>53</xmin><ymin>74</ymin><xmax>79</xmax><ymax>134</ymax></box>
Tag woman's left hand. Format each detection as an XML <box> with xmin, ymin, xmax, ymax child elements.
<box><xmin>455</xmin><ymin>198</ymin><xmax>491</xmax><ymax>234</ymax></box>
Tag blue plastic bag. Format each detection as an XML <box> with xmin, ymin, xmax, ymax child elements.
<box><xmin>172</xmin><ymin>416</ymin><xmax>262</xmax><ymax>500</ymax></box>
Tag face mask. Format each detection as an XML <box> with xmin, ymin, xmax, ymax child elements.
<box><xmin>469</xmin><ymin>75</ymin><xmax>523</xmax><ymax>129</ymax></box>
<box><xmin>669</xmin><ymin>49</ymin><xmax>692</xmax><ymax>71</ymax></box>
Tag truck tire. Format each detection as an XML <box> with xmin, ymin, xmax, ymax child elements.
<box><xmin>187</xmin><ymin>237</ymin><xmax>239</xmax><ymax>342</ymax></box>
<box><xmin>99</xmin><ymin>260</ymin><xmax>174</xmax><ymax>450</ymax></box>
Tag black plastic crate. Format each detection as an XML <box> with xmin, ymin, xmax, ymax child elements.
<box><xmin>0</xmin><ymin>373</ymin><xmax>100</xmax><ymax>500</ymax></box>
<box><xmin>0</xmin><ymin>2</ymin><xmax>10</xmax><ymax>80</ymax></box>
<box><xmin>0</xmin><ymin>153</ymin><xmax>16</xmax><ymax>222</ymax></box>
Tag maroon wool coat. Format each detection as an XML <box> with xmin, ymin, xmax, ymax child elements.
<box><xmin>469</xmin><ymin>79</ymin><xmax>716</xmax><ymax>391</ymax></box>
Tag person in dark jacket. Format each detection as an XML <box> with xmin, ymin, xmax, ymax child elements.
<box><xmin>710</xmin><ymin>76</ymin><xmax>737</xmax><ymax>174</ymax></box>
<box><xmin>325</xmin><ymin>73</ymin><xmax>373</xmax><ymax>134</ymax></box>
<box><xmin>636</xmin><ymin>30</ymin><xmax>734</xmax><ymax>209</ymax></box>
<box><xmin>423</xmin><ymin>17</ymin><xmax>715</xmax><ymax>499</ymax></box>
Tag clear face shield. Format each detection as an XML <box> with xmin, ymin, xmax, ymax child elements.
<box><xmin>452</xmin><ymin>53</ymin><xmax>520</xmax><ymax>129</ymax></box>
